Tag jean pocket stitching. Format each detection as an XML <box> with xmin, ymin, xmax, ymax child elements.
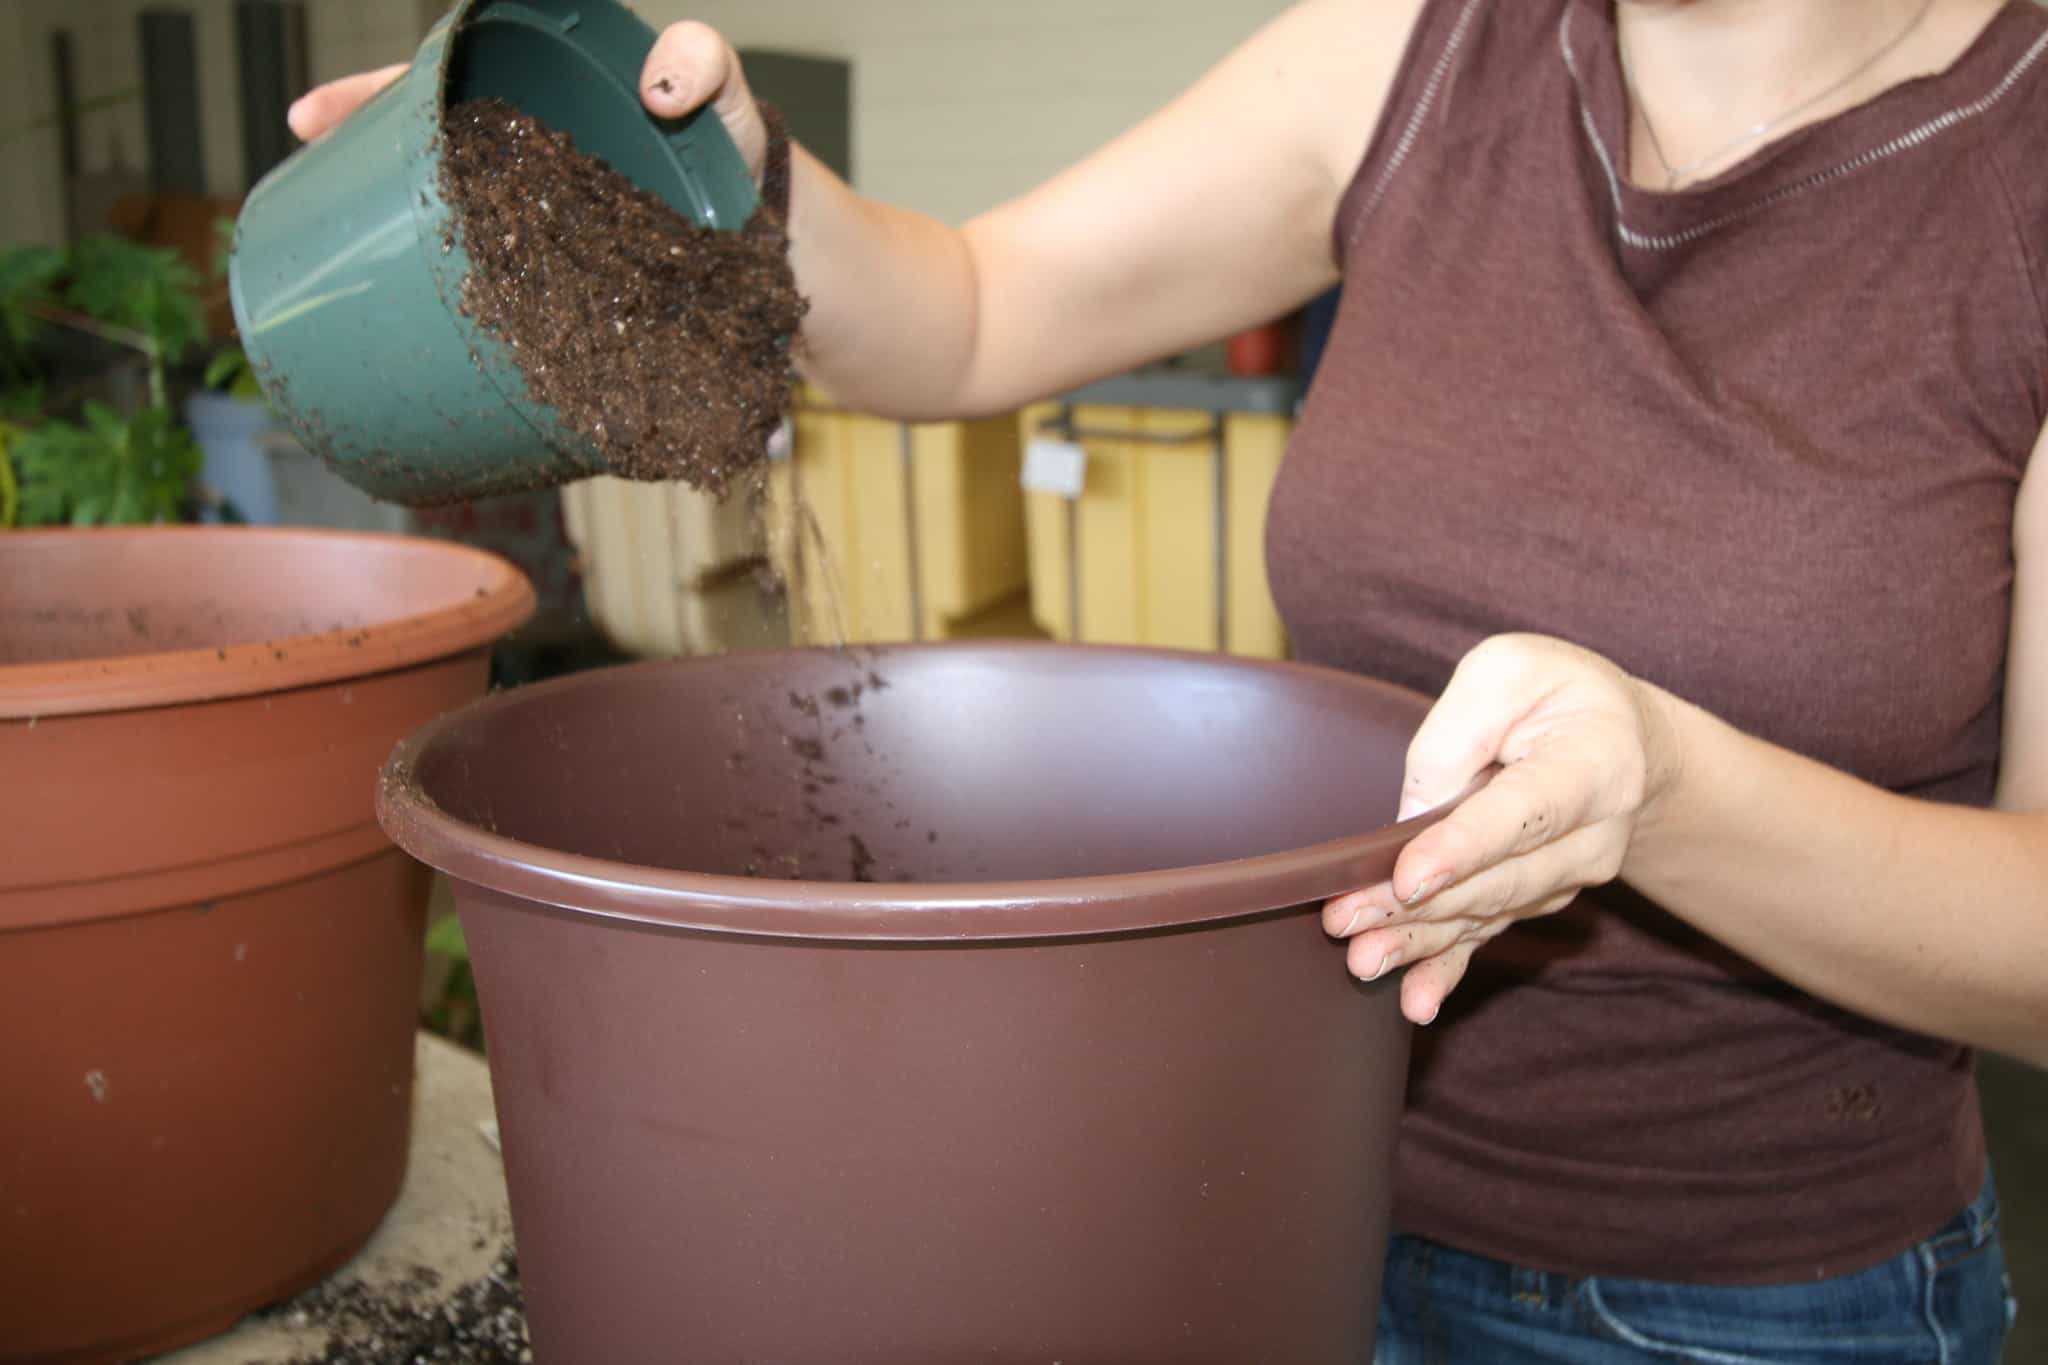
<box><xmin>1580</xmin><ymin>1280</ymin><xmax>1797</xmax><ymax>1365</ymax></box>
<box><xmin>1929</xmin><ymin>1234</ymin><xmax>1997</xmax><ymax>1275</ymax></box>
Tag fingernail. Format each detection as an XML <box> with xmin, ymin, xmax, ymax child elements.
<box><xmin>1419</xmin><ymin>1003</ymin><xmax>1440</xmax><ymax>1026</ymax></box>
<box><xmin>1397</xmin><ymin>795</ymin><xmax>1427</xmax><ymax>821</ymax></box>
<box><xmin>1340</xmin><ymin>907</ymin><xmax>1363</xmax><ymax>937</ymax></box>
<box><xmin>1403</xmin><ymin>878</ymin><xmax>1432</xmax><ymax>906</ymax></box>
<box><xmin>1363</xmin><ymin>952</ymin><xmax>1391</xmax><ymax>982</ymax></box>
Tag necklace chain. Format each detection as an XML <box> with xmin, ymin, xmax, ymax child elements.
<box><xmin>1622</xmin><ymin>0</ymin><xmax>1939</xmax><ymax>190</ymax></box>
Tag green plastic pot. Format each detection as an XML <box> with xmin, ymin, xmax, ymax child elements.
<box><xmin>228</xmin><ymin>0</ymin><xmax>758</xmax><ymax>506</ymax></box>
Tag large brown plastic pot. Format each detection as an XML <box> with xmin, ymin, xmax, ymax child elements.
<box><xmin>0</xmin><ymin>527</ymin><xmax>532</xmax><ymax>1364</ymax></box>
<box><xmin>379</xmin><ymin>642</ymin><xmax>1447</xmax><ymax>1363</ymax></box>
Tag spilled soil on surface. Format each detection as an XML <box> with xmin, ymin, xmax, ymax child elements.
<box><xmin>257</xmin><ymin>1251</ymin><xmax>528</xmax><ymax>1364</ymax></box>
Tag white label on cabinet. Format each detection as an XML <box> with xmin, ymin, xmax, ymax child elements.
<box><xmin>1022</xmin><ymin>438</ymin><xmax>1088</xmax><ymax>498</ymax></box>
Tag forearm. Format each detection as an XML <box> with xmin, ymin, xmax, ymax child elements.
<box><xmin>1628</xmin><ymin>685</ymin><xmax>2048</xmax><ymax>1065</ymax></box>
<box><xmin>781</xmin><ymin>136</ymin><xmax>1337</xmax><ymax>423</ymax></box>
<box><xmin>781</xmin><ymin>147</ymin><xmax>990</xmax><ymax>420</ymax></box>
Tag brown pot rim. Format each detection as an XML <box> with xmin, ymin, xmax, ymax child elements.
<box><xmin>0</xmin><ymin>526</ymin><xmax>535</xmax><ymax>719</ymax></box>
<box><xmin>377</xmin><ymin>643</ymin><xmax>1469</xmax><ymax>944</ymax></box>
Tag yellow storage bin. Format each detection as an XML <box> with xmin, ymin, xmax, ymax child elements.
<box><xmin>559</xmin><ymin>475</ymin><xmax>787</xmax><ymax>657</ymax></box>
<box><xmin>766</xmin><ymin>390</ymin><xmax>1030</xmax><ymax>644</ymax></box>
<box><xmin>1022</xmin><ymin>402</ymin><xmax>1291</xmax><ymax>658</ymax></box>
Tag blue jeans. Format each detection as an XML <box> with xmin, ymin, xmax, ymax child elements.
<box><xmin>1376</xmin><ymin>1175</ymin><xmax>2017</xmax><ymax>1364</ymax></box>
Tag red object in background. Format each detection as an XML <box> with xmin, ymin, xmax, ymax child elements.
<box><xmin>1227</xmin><ymin>314</ymin><xmax>1301</xmax><ymax>376</ymax></box>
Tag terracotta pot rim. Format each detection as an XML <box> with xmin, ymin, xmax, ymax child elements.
<box><xmin>0</xmin><ymin>526</ymin><xmax>535</xmax><ymax>719</ymax></box>
<box><xmin>377</xmin><ymin>642</ymin><xmax>1466</xmax><ymax>943</ymax></box>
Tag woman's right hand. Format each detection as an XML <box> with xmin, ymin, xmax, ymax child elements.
<box><xmin>285</xmin><ymin>22</ymin><xmax>770</xmax><ymax>183</ymax></box>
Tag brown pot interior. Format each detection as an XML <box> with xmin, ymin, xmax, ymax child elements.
<box><xmin>0</xmin><ymin>526</ymin><xmax>533</xmax><ymax>718</ymax></box>
<box><xmin>390</xmin><ymin>642</ymin><xmax>1438</xmax><ymax>938</ymax></box>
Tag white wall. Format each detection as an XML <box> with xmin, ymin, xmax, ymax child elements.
<box><xmin>637</xmin><ymin>0</ymin><xmax>1291</xmax><ymax>225</ymax></box>
<box><xmin>306</xmin><ymin>0</ymin><xmax>440</xmax><ymax>88</ymax></box>
<box><xmin>0</xmin><ymin>4</ymin><xmax>62</xmax><ymax>245</ymax></box>
<box><xmin>1</xmin><ymin>0</ymin><xmax>429</xmax><ymax>246</ymax></box>
<box><xmin>2</xmin><ymin>0</ymin><xmax>1283</xmax><ymax>245</ymax></box>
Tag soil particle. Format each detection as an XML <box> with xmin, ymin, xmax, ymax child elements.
<box><xmin>256</xmin><ymin>1250</ymin><xmax>529</xmax><ymax>1364</ymax></box>
<box><xmin>440</xmin><ymin>98</ymin><xmax>807</xmax><ymax>495</ymax></box>
<box><xmin>848</xmin><ymin>833</ymin><xmax>878</xmax><ymax>883</ymax></box>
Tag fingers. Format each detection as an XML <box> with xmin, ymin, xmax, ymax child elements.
<box><xmin>287</xmin><ymin>64</ymin><xmax>409</xmax><ymax>143</ymax></box>
<box><xmin>640</xmin><ymin>21</ymin><xmax>728</xmax><ymax>114</ymax></box>
<box><xmin>640</xmin><ymin>21</ymin><xmax>768</xmax><ymax>176</ymax></box>
<box><xmin>1394</xmin><ymin>735</ymin><xmax>1631</xmax><ymax>904</ymax></box>
<box><xmin>1398</xmin><ymin>940</ymin><xmax>1478</xmax><ymax>1026</ymax></box>
<box><xmin>1341</xmin><ymin>885</ymin><xmax>1576</xmax><ymax>1018</ymax></box>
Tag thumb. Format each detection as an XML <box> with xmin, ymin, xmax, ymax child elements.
<box><xmin>1397</xmin><ymin>635</ymin><xmax>1550</xmax><ymax>821</ymax></box>
<box><xmin>639</xmin><ymin>21</ymin><xmax>769</xmax><ymax>180</ymax></box>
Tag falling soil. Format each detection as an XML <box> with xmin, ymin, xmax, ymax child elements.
<box><xmin>256</xmin><ymin>1251</ymin><xmax>528</xmax><ymax>1364</ymax></box>
<box><xmin>440</xmin><ymin>98</ymin><xmax>808</xmax><ymax>495</ymax></box>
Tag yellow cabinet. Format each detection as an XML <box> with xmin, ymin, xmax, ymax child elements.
<box><xmin>767</xmin><ymin>391</ymin><xmax>1030</xmax><ymax>644</ymax></box>
<box><xmin>559</xmin><ymin>475</ymin><xmax>786</xmax><ymax>657</ymax></box>
<box><xmin>1021</xmin><ymin>403</ymin><xmax>1291</xmax><ymax>658</ymax></box>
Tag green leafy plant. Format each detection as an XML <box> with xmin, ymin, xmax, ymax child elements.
<box><xmin>423</xmin><ymin>914</ymin><xmax>486</xmax><ymax>1051</ymax></box>
<box><xmin>54</xmin><ymin>236</ymin><xmax>207</xmax><ymax>408</ymax></box>
<box><xmin>0</xmin><ymin>245</ymin><xmax>65</xmax><ymax>386</ymax></box>
<box><xmin>204</xmin><ymin>345</ymin><xmax>265</xmax><ymax>403</ymax></box>
<box><xmin>0</xmin><ymin>234</ymin><xmax>232</xmax><ymax>528</ymax></box>
<box><xmin>10</xmin><ymin>402</ymin><xmax>202</xmax><ymax>526</ymax></box>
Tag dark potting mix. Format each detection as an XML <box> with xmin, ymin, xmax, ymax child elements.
<box><xmin>259</xmin><ymin>1251</ymin><xmax>528</xmax><ymax>1364</ymax></box>
<box><xmin>440</xmin><ymin>98</ymin><xmax>807</xmax><ymax>496</ymax></box>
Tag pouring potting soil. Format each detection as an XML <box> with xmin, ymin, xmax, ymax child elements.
<box><xmin>439</xmin><ymin>98</ymin><xmax>807</xmax><ymax>497</ymax></box>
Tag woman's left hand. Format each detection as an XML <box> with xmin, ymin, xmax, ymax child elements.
<box><xmin>1323</xmin><ymin>633</ymin><xmax>1682</xmax><ymax>1025</ymax></box>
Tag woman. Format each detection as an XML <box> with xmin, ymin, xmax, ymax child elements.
<box><xmin>297</xmin><ymin>1</ymin><xmax>2041</xmax><ymax>1358</ymax></box>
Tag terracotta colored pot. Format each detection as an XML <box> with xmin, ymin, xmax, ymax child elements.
<box><xmin>0</xmin><ymin>527</ymin><xmax>532</xmax><ymax>1364</ymax></box>
<box><xmin>380</xmin><ymin>643</ymin><xmax>1443</xmax><ymax>1363</ymax></box>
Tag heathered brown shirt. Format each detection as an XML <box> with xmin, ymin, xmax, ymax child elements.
<box><xmin>1267</xmin><ymin>0</ymin><xmax>2048</xmax><ymax>1283</ymax></box>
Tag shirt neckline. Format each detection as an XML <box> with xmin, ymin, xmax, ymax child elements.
<box><xmin>1562</xmin><ymin>0</ymin><xmax>2048</xmax><ymax>251</ymax></box>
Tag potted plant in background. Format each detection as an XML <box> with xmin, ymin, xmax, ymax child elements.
<box><xmin>0</xmin><ymin>233</ymin><xmax>212</xmax><ymax>526</ymax></box>
<box><xmin>0</xmin><ymin>231</ymin><xmax>536</xmax><ymax>1362</ymax></box>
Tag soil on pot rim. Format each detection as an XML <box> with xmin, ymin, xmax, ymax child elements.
<box><xmin>441</xmin><ymin>98</ymin><xmax>808</xmax><ymax>496</ymax></box>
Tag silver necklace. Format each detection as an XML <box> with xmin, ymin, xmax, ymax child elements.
<box><xmin>1621</xmin><ymin>0</ymin><xmax>1938</xmax><ymax>190</ymax></box>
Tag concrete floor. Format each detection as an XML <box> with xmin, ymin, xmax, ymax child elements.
<box><xmin>1981</xmin><ymin>1052</ymin><xmax>2047</xmax><ymax>1362</ymax></box>
<box><xmin>155</xmin><ymin>1034</ymin><xmax>512</xmax><ymax>1364</ymax></box>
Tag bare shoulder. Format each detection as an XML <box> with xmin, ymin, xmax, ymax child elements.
<box><xmin>1249</xmin><ymin>0</ymin><xmax>1435</xmax><ymax>195</ymax></box>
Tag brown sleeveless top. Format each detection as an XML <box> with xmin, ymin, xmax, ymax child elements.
<box><xmin>1267</xmin><ymin>0</ymin><xmax>2048</xmax><ymax>1284</ymax></box>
